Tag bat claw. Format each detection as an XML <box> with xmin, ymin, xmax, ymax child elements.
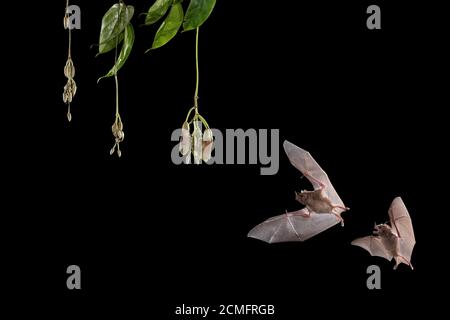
<box><xmin>301</xmin><ymin>213</ymin><xmax>311</xmax><ymax>218</ymax></box>
<box><xmin>333</xmin><ymin>213</ymin><xmax>344</xmax><ymax>226</ymax></box>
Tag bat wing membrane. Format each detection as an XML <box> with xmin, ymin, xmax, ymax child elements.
<box><xmin>388</xmin><ymin>197</ymin><xmax>415</xmax><ymax>262</ymax></box>
<box><xmin>351</xmin><ymin>236</ymin><xmax>393</xmax><ymax>261</ymax></box>
<box><xmin>248</xmin><ymin>209</ymin><xmax>340</xmax><ymax>243</ymax></box>
<box><xmin>283</xmin><ymin>141</ymin><xmax>345</xmax><ymax>211</ymax></box>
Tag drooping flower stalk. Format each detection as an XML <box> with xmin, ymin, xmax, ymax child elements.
<box><xmin>194</xmin><ymin>27</ymin><xmax>200</xmax><ymax>115</ymax></box>
<box><xmin>97</xmin><ymin>1</ymin><xmax>133</xmax><ymax>157</ymax></box>
<box><xmin>63</xmin><ymin>0</ymin><xmax>77</xmax><ymax>122</ymax></box>
<box><xmin>143</xmin><ymin>0</ymin><xmax>216</xmax><ymax>162</ymax></box>
<box><xmin>180</xmin><ymin>27</ymin><xmax>213</xmax><ymax>163</ymax></box>
<box><xmin>110</xmin><ymin>14</ymin><xmax>125</xmax><ymax>158</ymax></box>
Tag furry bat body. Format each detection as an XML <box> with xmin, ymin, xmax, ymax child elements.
<box><xmin>351</xmin><ymin>197</ymin><xmax>415</xmax><ymax>269</ymax></box>
<box><xmin>248</xmin><ymin>141</ymin><xmax>349</xmax><ymax>243</ymax></box>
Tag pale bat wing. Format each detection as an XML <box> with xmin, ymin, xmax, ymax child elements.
<box><xmin>351</xmin><ymin>236</ymin><xmax>393</xmax><ymax>261</ymax></box>
<box><xmin>283</xmin><ymin>141</ymin><xmax>345</xmax><ymax>211</ymax></box>
<box><xmin>388</xmin><ymin>197</ymin><xmax>416</xmax><ymax>264</ymax></box>
<box><xmin>248</xmin><ymin>209</ymin><xmax>340</xmax><ymax>243</ymax></box>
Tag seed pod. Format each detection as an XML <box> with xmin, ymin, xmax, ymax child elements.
<box><xmin>71</xmin><ymin>79</ymin><xmax>77</xmax><ymax>97</ymax></box>
<box><xmin>118</xmin><ymin>131</ymin><xmax>124</xmax><ymax>141</ymax></box>
<box><xmin>112</xmin><ymin>122</ymin><xmax>119</xmax><ymax>134</ymax></box>
<box><xmin>63</xmin><ymin>83</ymin><xmax>72</xmax><ymax>103</ymax></box>
<box><xmin>63</xmin><ymin>15</ymin><xmax>70</xmax><ymax>29</ymax></box>
<box><xmin>63</xmin><ymin>79</ymin><xmax>77</xmax><ymax>104</ymax></box>
<box><xmin>64</xmin><ymin>57</ymin><xmax>75</xmax><ymax>78</ymax></box>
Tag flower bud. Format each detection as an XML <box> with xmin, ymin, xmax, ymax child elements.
<box><xmin>192</xmin><ymin>126</ymin><xmax>203</xmax><ymax>165</ymax></box>
<box><xmin>202</xmin><ymin>129</ymin><xmax>214</xmax><ymax>162</ymax></box>
<box><xmin>179</xmin><ymin>122</ymin><xmax>191</xmax><ymax>156</ymax></box>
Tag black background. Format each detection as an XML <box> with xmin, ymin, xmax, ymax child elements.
<box><xmin>5</xmin><ymin>0</ymin><xmax>447</xmax><ymax>317</ymax></box>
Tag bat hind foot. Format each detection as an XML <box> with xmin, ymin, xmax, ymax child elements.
<box><xmin>300</xmin><ymin>212</ymin><xmax>311</xmax><ymax>218</ymax></box>
<box><xmin>394</xmin><ymin>256</ymin><xmax>413</xmax><ymax>270</ymax></box>
<box><xmin>288</xmin><ymin>210</ymin><xmax>311</xmax><ymax>218</ymax></box>
<box><xmin>333</xmin><ymin>213</ymin><xmax>344</xmax><ymax>226</ymax></box>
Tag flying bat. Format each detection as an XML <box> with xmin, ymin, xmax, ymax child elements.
<box><xmin>351</xmin><ymin>197</ymin><xmax>415</xmax><ymax>269</ymax></box>
<box><xmin>247</xmin><ymin>140</ymin><xmax>349</xmax><ymax>243</ymax></box>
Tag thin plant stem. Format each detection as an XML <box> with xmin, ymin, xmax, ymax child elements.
<box><xmin>114</xmin><ymin>3</ymin><xmax>120</xmax><ymax>119</ymax></box>
<box><xmin>114</xmin><ymin>32</ymin><xmax>119</xmax><ymax>119</ymax></box>
<box><xmin>115</xmin><ymin>74</ymin><xmax>119</xmax><ymax>117</ymax></box>
<box><xmin>67</xmin><ymin>0</ymin><xmax>71</xmax><ymax>58</ymax></box>
<box><xmin>66</xmin><ymin>0</ymin><xmax>72</xmax><ymax>120</ymax></box>
<box><xmin>194</xmin><ymin>27</ymin><xmax>200</xmax><ymax>114</ymax></box>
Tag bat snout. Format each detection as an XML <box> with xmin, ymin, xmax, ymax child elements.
<box><xmin>295</xmin><ymin>191</ymin><xmax>307</xmax><ymax>204</ymax></box>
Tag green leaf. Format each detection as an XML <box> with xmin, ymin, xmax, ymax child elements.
<box><xmin>97</xmin><ymin>32</ymin><xmax>124</xmax><ymax>57</ymax></box>
<box><xmin>98</xmin><ymin>24</ymin><xmax>135</xmax><ymax>82</ymax></box>
<box><xmin>144</xmin><ymin>0</ymin><xmax>172</xmax><ymax>25</ymax></box>
<box><xmin>99</xmin><ymin>4</ymin><xmax>134</xmax><ymax>54</ymax></box>
<box><xmin>183</xmin><ymin>0</ymin><xmax>216</xmax><ymax>31</ymax></box>
<box><xmin>148</xmin><ymin>3</ymin><xmax>184</xmax><ymax>51</ymax></box>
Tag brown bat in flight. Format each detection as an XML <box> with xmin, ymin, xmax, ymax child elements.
<box><xmin>247</xmin><ymin>141</ymin><xmax>350</xmax><ymax>243</ymax></box>
<box><xmin>351</xmin><ymin>197</ymin><xmax>416</xmax><ymax>269</ymax></box>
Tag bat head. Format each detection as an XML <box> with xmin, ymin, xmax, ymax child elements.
<box><xmin>295</xmin><ymin>190</ymin><xmax>309</xmax><ymax>205</ymax></box>
<box><xmin>373</xmin><ymin>223</ymin><xmax>391</xmax><ymax>236</ymax></box>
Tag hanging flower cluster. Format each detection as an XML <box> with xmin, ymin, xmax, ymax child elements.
<box><xmin>144</xmin><ymin>0</ymin><xmax>216</xmax><ymax>163</ymax></box>
<box><xmin>63</xmin><ymin>0</ymin><xmax>217</xmax><ymax>158</ymax></box>
<box><xmin>110</xmin><ymin>116</ymin><xmax>125</xmax><ymax>157</ymax></box>
<box><xmin>63</xmin><ymin>57</ymin><xmax>76</xmax><ymax>122</ymax></box>
<box><xmin>63</xmin><ymin>0</ymin><xmax>76</xmax><ymax>122</ymax></box>
<box><xmin>180</xmin><ymin>111</ymin><xmax>213</xmax><ymax>164</ymax></box>
<box><xmin>97</xmin><ymin>1</ymin><xmax>135</xmax><ymax>157</ymax></box>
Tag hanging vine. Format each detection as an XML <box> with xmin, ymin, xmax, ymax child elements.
<box><xmin>63</xmin><ymin>0</ymin><xmax>77</xmax><ymax>122</ymax></box>
<box><xmin>63</xmin><ymin>1</ymin><xmax>216</xmax><ymax>159</ymax></box>
<box><xmin>97</xmin><ymin>1</ymin><xmax>135</xmax><ymax>157</ymax></box>
<box><xmin>144</xmin><ymin>0</ymin><xmax>216</xmax><ymax>163</ymax></box>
